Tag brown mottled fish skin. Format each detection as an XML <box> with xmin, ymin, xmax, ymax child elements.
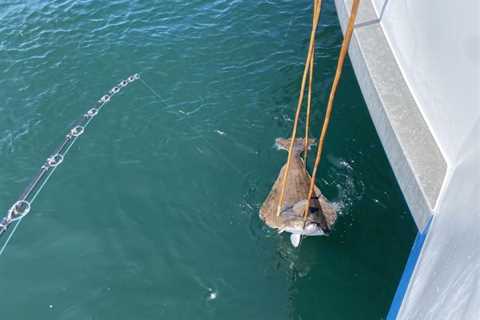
<box><xmin>259</xmin><ymin>138</ymin><xmax>337</xmax><ymax>233</ymax></box>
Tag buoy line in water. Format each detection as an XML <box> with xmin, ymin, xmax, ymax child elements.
<box><xmin>0</xmin><ymin>74</ymin><xmax>142</xmax><ymax>256</ymax></box>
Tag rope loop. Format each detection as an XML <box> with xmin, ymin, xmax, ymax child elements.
<box><xmin>100</xmin><ymin>95</ymin><xmax>111</xmax><ymax>103</ymax></box>
<box><xmin>119</xmin><ymin>80</ymin><xmax>128</xmax><ymax>87</ymax></box>
<box><xmin>7</xmin><ymin>200</ymin><xmax>31</xmax><ymax>221</ymax></box>
<box><xmin>110</xmin><ymin>86</ymin><xmax>120</xmax><ymax>95</ymax></box>
<box><xmin>70</xmin><ymin>125</ymin><xmax>85</xmax><ymax>137</ymax></box>
<box><xmin>47</xmin><ymin>154</ymin><xmax>64</xmax><ymax>167</ymax></box>
<box><xmin>86</xmin><ymin>108</ymin><xmax>99</xmax><ymax>118</ymax></box>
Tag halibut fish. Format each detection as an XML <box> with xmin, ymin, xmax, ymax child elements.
<box><xmin>260</xmin><ymin>138</ymin><xmax>336</xmax><ymax>247</ymax></box>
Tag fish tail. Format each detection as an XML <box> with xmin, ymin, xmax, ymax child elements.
<box><xmin>275</xmin><ymin>137</ymin><xmax>315</xmax><ymax>155</ymax></box>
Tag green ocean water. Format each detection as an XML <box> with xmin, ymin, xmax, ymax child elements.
<box><xmin>0</xmin><ymin>1</ymin><xmax>417</xmax><ymax>319</ymax></box>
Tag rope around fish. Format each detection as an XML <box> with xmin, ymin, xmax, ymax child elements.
<box><xmin>276</xmin><ymin>0</ymin><xmax>322</xmax><ymax>217</ymax></box>
<box><xmin>274</xmin><ymin>0</ymin><xmax>361</xmax><ymax>225</ymax></box>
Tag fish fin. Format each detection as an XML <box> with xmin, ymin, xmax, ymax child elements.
<box><xmin>275</xmin><ymin>138</ymin><xmax>290</xmax><ymax>151</ymax></box>
<box><xmin>312</xmin><ymin>187</ymin><xmax>337</xmax><ymax>229</ymax></box>
<box><xmin>313</xmin><ymin>186</ymin><xmax>325</xmax><ymax>201</ymax></box>
<box><xmin>290</xmin><ymin>234</ymin><xmax>302</xmax><ymax>247</ymax></box>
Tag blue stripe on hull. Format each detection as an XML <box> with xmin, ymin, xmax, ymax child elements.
<box><xmin>387</xmin><ymin>217</ymin><xmax>432</xmax><ymax>319</ymax></box>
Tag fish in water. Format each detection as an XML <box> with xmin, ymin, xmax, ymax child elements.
<box><xmin>260</xmin><ymin>138</ymin><xmax>337</xmax><ymax>247</ymax></box>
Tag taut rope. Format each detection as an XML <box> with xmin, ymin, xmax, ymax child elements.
<box><xmin>276</xmin><ymin>0</ymin><xmax>323</xmax><ymax>216</ymax></box>
<box><xmin>303</xmin><ymin>1</ymin><xmax>318</xmax><ymax>166</ymax></box>
<box><xmin>303</xmin><ymin>0</ymin><xmax>361</xmax><ymax>220</ymax></box>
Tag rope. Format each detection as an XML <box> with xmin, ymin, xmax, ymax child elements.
<box><xmin>303</xmin><ymin>0</ymin><xmax>318</xmax><ymax>165</ymax></box>
<box><xmin>0</xmin><ymin>219</ymin><xmax>22</xmax><ymax>256</ymax></box>
<box><xmin>276</xmin><ymin>0</ymin><xmax>322</xmax><ymax>216</ymax></box>
<box><xmin>138</xmin><ymin>77</ymin><xmax>170</xmax><ymax>109</ymax></box>
<box><xmin>303</xmin><ymin>0</ymin><xmax>361</xmax><ymax>220</ymax></box>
